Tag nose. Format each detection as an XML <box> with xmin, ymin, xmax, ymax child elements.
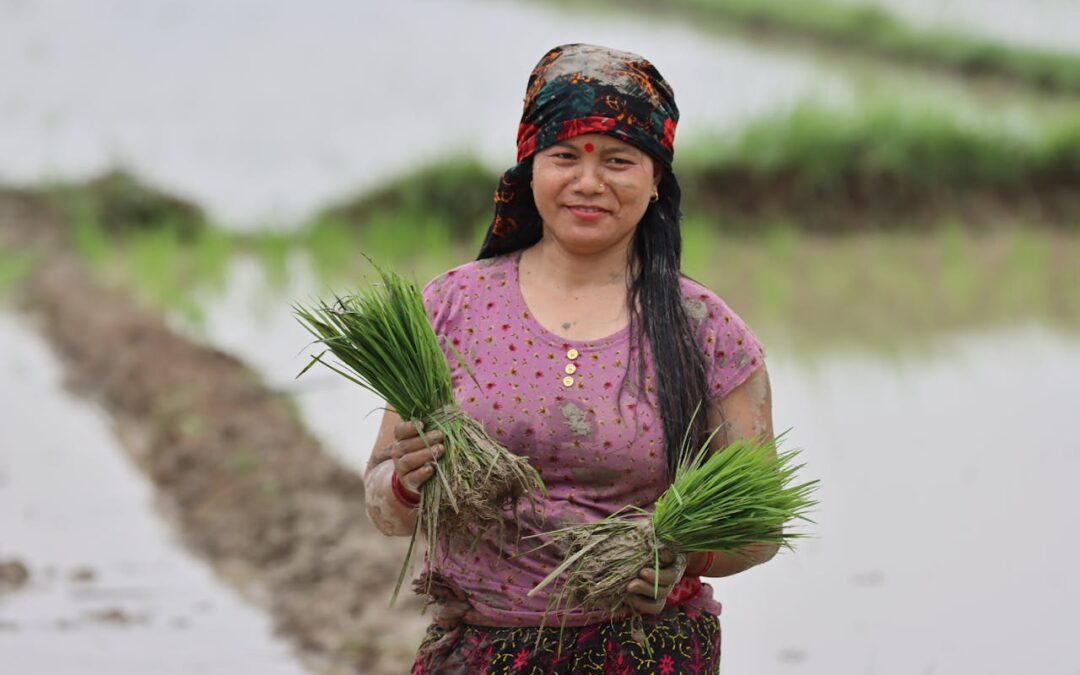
<box><xmin>572</xmin><ymin>161</ymin><xmax>605</xmax><ymax>194</ymax></box>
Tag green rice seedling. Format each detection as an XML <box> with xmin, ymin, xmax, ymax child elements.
<box><xmin>529</xmin><ymin>422</ymin><xmax>817</xmax><ymax>638</ymax></box>
<box><xmin>292</xmin><ymin>264</ymin><xmax>546</xmax><ymax>603</ymax></box>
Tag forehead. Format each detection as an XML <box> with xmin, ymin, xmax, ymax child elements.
<box><xmin>553</xmin><ymin>134</ymin><xmax>641</xmax><ymax>153</ymax></box>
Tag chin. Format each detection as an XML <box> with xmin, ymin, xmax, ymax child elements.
<box><xmin>554</xmin><ymin>230</ymin><xmax>621</xmax><ymax>255</ymax></box>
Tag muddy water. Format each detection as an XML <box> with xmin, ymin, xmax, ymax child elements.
<box><xmin>722</xmin><ymin>325</ymin><xmax>1080</xmax><ymax>674</ymax></box>
<box><xmin>0</xmin><ymin>311</ymin><xmax>308</xmax><ymax>675</ymax></box>
<box><xmin>177</xmin><ymin>252</ymin><xmax>386</xmax><ymax>471</ymax></box>
<box><xmin>841</xmin><ymin>0</ymin><xmax>1080</xmax><ymax>54</ymax></box>
<box><xmin>180</xmin><ymin>254</ymin><xmax>1080</xmax><ymax>672</ymax></box>
<box><xmin>0</xmin><ymin>0</ymin><xmax>847</xmax><ymax>229</ymax></box>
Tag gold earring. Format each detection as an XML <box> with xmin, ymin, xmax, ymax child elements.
<box><xmin>650</xmin><ymin>189</ymin><xmax>659</xmax><ymax>202</ymax></box>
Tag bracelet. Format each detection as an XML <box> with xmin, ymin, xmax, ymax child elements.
<box><xmin>390</xmin><ymin>470</ymin><xmax>421</xmax><ymax>507</ymax></box>
<box><xmin>685</xmin><ymin>551</ymin><xmax>715</xmax><ymax>577</ymax></box>
<box><xmin>665</xmin><ymin>575</ymin><xmax>702</xmax><ymax>606</ymax></box>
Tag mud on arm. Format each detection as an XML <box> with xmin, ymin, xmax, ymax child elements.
<box><xmin>690</xmin><ymin>363</ymin><xmax>779</xmax><ymax>577</ymax></box>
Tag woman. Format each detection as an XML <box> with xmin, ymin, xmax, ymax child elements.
<box><xmin>364</xmin><ymin>43</ymin><xmax>776</xmax><ymax>673</ymax></box>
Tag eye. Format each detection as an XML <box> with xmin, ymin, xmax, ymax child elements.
<box><xmin>607</xmin><ymin>157</ymin><xmax>633</xmax><ymax>166</ymax></box>
<box><xmin>552</xmin><ymin>151</ymin><xmax>576</xmax><ymax>160</ymax></box>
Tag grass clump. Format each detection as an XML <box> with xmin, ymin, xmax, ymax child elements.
<box><xmin>316</xmin><ymin>157</ymin><xmax>497</xmax><ymax>243</ymax></box>
<box><xmin>529</xmin><ymin>424</ymin><xmax>817</xmax><ymax>634</ymax></box>
<box><xmin>45</xmin><ymin>169</ymin><xmax>208</xmax><ymax>241</ymax></box>
<box><xmin>0</xmin><ymin>247</ymin><xmax>39</xmax><ymax>298</ymax></box>
<box><xmin>291</xmin><ymin>264</ymin><xmax>545</xmax><ymax>602</ymax></box>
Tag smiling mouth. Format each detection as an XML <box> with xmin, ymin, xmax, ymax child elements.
<box><xmin>566</xmin><ymin>205</ymin><xmax>609</xmax><ymax>214</ymax></box>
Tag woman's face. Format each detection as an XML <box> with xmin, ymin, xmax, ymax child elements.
<box><xmin>531</xmin><ymin>133</ymin><xmax>661</xmax><ymax>257</ymax></box>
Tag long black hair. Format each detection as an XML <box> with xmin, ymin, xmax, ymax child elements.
<box><xmin>626</xmin><ymin>168</ymin><xmax>712</xmax><ymax>481</ymax></box>
<box><xmin>483</xmin><ymin>159</ymin><xmax>712</xmax><ymax>481</ymax></box>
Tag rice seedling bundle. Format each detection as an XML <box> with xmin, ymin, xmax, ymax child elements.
<box><xmin>291</xmin><ymin>266</ymin><xmax>545</xmax><ymax>600</ymax></box>
<box><xmin>529</xmin><ymin>428</ymin><xmax>817</xmax><ymax>618</ymax></box>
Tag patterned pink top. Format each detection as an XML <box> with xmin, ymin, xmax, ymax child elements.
<box><xmin>421</xmin><ymin>251</ymin><xmax>766</xmax><ymax>627</ymax></box>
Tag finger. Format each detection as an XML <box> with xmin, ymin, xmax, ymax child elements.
<box><xmin>393</xmin><ymin>420</ymin><xmax>423</xmax><ymax>440</ymax></box>
<box><xmin>400</xmin><ymin>462</ymin><xmax>436</xmax><ymax>493</ymax></box>
<box><xmin>396</xmin><ymin>430</ymin><xmax>446</xmax><ymax>455</ymax></box>
<box><xmin>397</xmin><ymin>445</ymin><xmax>444</xmax><ymax>474</ymax></box>
<box><xmin>625</xmin><ymin>593</ymin><xmax>666</xmax><ymax>616</ymax></box>
<box><xmin>391</xmin><ymin>434</ymin><xmax>443</xmax><ymax>464</ymax></box>
<box><xmin>639</xmin><ymin>564</ymin><xmax>680</xmax><ymax>586</ymax></box>
<box><xmin>655</xmin><ymin>566</ymin><xmax>683</xmax><ymax>587</ymax></box>
<box><xmin>657</xmin><ymin>548</ymin><xmax>677</xmax><ymax>566</ymax></box>
<box><xmin>627</xmin><ymin>579</ymin><xmax>663</xmax><ymax>600</ymax></box>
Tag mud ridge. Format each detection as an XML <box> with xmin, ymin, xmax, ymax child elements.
<box><xmin>0</xmin><ymin>191</ymin><xmax>429</xmax><ymax>675</ymax></box>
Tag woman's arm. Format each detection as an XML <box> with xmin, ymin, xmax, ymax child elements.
<box><xmin>687</xmin><ymin>363</ymin><xmax>779</xmax><ymax>577</ymax></box>
<box><xmin>364</xmin><ymin>407</ymin><xmax>444</xmax><ymax>537</ymax></box>
<box><xmin>626</xmin><ymin>363</ymin><xmax>777</xmax><ymax>613</ymax></box>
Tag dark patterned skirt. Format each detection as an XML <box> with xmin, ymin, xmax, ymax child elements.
<box><xmin>410</xmin><ymin>604</ymin><xmax>721</xmax><ymax>674</ymax></box>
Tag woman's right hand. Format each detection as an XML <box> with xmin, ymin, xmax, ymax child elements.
<box><xmin>390</xmin><ymin>420</ymin><xmax>445</xmax><ymax>497</ymax></box>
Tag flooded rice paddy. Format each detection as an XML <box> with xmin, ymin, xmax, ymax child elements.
<box><xmin>177</xmin><ymin>251</ymin><xmax>1080</xmax><ymax>673</ymax></box>
<box><xmin>3</xmin><ymin>0</ymin><xmax>1079</xmax><ymax>671</ymax></box>
<box><xmin>0</xmin><ymin>311</ymin><xmax>308</xmax><ymax>675</ymax></box>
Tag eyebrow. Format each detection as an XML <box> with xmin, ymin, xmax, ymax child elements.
<box><xmin>550</xmin><ymin>141</ymin><xmax>637</xmax><ymax>156</ymax></box>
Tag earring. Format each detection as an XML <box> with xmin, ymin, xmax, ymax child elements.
<box><xmin>650</xmin><ymin>189</ymin><xmax>659</xmax><ymax>202</ymax></box>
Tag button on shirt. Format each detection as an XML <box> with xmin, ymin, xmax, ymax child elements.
<box><xmin>420</xmin><ymin>252</ymin><xmax>766</xmax><ymax>627</ymax></box>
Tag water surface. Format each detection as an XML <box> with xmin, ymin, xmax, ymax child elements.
<box><xmin>0</xmin><ymin>311</ymin><xmax>308</xmax><ymax>675</ymax></box>
<box><xmin>0</xmin><ymin>0</ymin><xmax>847</xmax><ymax>229</ymax></box>
<box><xmin>841</xmin><ymin>0</ymin><xmax>1080</xmax><ymax>54</ymax></box>
<box><xmin>177</xmin><ymin>253</ymin><xmax>1080</xmax><ymax>673</ymax></box>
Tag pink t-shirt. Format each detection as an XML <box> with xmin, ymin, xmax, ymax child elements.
<box><xmin>420</xmin><ymin>251</ymin><xmax>766</xmax><ymax>627</ymax></box>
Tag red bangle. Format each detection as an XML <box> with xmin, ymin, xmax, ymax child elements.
<box><xmin>685</xmin><ymin>551</ymin><xmax>715</xmax><ymax>577</ymax></box>
<box><xmin>666</xmin><ymin>575</ymin><xmax>703</xmax><ymax>606</ymax></box>
<box><xmin>390</xmin><ymin>470</ymin><xmax>421</xmax><ymax>507</ymax></box>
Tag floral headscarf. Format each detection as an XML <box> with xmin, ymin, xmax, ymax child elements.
<box><xmin>477</xmin><ymin>43</ymin><xmax>681</xmax><ymax>259</ymax></box>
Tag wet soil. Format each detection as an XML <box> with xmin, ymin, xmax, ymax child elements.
<box><xmin>0</xmin><ymin>191</ymin><xmax>429</xmax><ymax>674</ymax></box>
<box><xmin>682</xmin><ymin>172</ymin><xmax>1080</xmax><ymax>233</ymax></box>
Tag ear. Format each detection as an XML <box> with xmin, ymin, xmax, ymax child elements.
<box><xmin>652</xmin><ymin>163</ymin><xmax>662</xmax><ymax>189</ymax></box>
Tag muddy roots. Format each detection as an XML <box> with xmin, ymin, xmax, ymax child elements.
<box><xmin>420</xmin><ymin>407</ymin><xmax>545</xmax><ymax>552</ymax></box>
<box><xmin>541</xmin><ymin>516</ymin><xmax>672</xmax><ymax>616</ymax></box>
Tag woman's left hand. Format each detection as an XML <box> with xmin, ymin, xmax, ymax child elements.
<box><xmin>625</xmin><ymin>549</ymin><xmax>687</xmax><ymax>615</ymax></box>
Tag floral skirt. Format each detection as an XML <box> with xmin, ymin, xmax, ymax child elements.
<box><xmin>410</xmin><ymin>604</ymin><xmax>721</xmax><ymax>674</ymax></box>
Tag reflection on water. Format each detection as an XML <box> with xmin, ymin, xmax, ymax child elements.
<box><xmin>0</xmin><ymin>0</ymin><xmax>848</xmax><ymax>229</ymax></box>
<box><xmin>176</xmin><ymin>253</ymin><xmax>387</xmax><ymax>472</ymax></box>
<box><xmin>112</xmin><ymin>225</ymin><xmax>1080</xmax><ymax>359</ymax></box>
<box><xmin>723</xmin><ymin>325</ymin><xmax>1080</xmax><ymax>674</ymax></box>
<box><xmin>0</xmin><ymin>312</ymin><xmax>307</xmax><ymax>675</ymax></box>
<box><xmin>174</xmin><ymin>254</ymin><xmax>1080</xmax><ymax>672</ymax></box>
<box><xmin>839</xmin><ymin>0</ymin><xmax>1080</xmax><ymax>54</ymax></box>
<box><xmin>6</xmin><ymin>239</ymin><xmax>1077</xmax><ymax>669</ymax></box>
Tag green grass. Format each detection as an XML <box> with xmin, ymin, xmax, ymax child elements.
<box><xmin>0</xmin><ymin>246</ymin><xmax>39</xmax><ymax>299</ymax></box>
<box><xmin>323</xmin><ymin>100</ymin><xmax>1080</xmax><ymax>238</ymax></box>
<box><xmin>679</xmin><ymin>99</ymin><xmax>1076</xmax><ymax>191</ymax></box>
<box><xmin>684</xmin><ymin>223</ymin><xmax>1080</xmax><ymax>358</ymax></box>
<box><xmin>530</xmin><ymin>430</ymin><xmax>817</xmax><ymax>624</ymax></box>
<box><xmin>316</xmin><ymin>157</ymin><xmax>497</xmax><ymax>244</ymax></box>
<box><xmin>292</xmin><ymin>266</ymin><xmax>546</xmax><ymax>603</ymax></box>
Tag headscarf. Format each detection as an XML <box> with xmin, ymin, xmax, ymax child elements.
<box><xmin>478</xmin><ymin>43</ymin><xmax>681</xmax><ymax>259</ymax></box>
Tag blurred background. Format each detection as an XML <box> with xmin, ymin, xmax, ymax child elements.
<box><xmin>1</xmin><ymin>0</ymin><xmax>1078</xmax><ymax>673</ymax></box>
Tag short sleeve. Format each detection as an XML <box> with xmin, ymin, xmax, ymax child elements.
<box><xmin>421</xmin><ymin>271</ymin><xmax>460</xmax><ymax>367</ymax></box>
<box><xmin>680</xmin><ymin>282</ymin><xmax>767</xmax><ymax>402</ymax></box>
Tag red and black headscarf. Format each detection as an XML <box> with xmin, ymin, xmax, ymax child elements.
<box><xmin>478</xmin><ymin>43</ymin><xmax>681</xmax><ymax>259</ymax></box>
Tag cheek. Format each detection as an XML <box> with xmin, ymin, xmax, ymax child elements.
<box><xmin>532</xmin><ymin>172</ymin><xmax>570</xmax><ymax>211</ymax></box>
